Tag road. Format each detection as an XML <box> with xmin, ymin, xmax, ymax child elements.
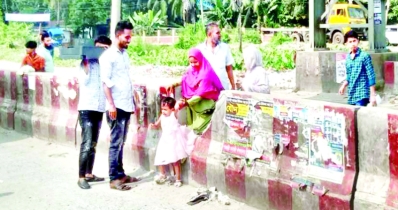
<box><xmin>0</xmin><ymin>128</ymin><xmax>257</xmax><ymax>210</ymax></box>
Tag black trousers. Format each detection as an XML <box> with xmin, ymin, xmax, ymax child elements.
<box><xmin>78</xmin><ymin>110</ymin><xmax>104</xmax><ymax>177</ymax></box>
<box><xmin>107</xmin><ymin>108</ymin><xmax>131</xmax><ymax>181</ymax></box>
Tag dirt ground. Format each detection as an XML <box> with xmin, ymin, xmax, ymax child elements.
<box><xmin>0</xmin><ymin>128</ymin><xmax>258</xmax><ymax>210</ymax></box>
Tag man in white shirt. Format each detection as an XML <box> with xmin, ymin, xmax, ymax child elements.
<box><xmin>100</xmin><ymin>21</ymin><xmax>139</xmax><ymax>191</ymax></box>
<box><xmin>197</xmin><ymin>22</ymin><xmax>235</xmax><ymax>90</ymax></box>
<box><xmin>36</xmin><ymin>31</ymin><xmax>54</xmax><ymax>73</ymax></box>
<box><xmin>77</xmin><ymin>36</ymin><xmax>112</xmax><ymax>190</ymax></box>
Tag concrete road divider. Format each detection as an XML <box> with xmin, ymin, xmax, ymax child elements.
<box><xmin>384</xmin><ymin>61</ymin><xmax>398</xmax><ymax>94</ymax></box>
<box><xmin>355</xmin><ymin>107</ymin><xmax>398</xmax><ymax>209</ymax></box>
<box><xmin>14</xmin><ymin>73</ymin><xmax>33</xmax><ymax>135</ymax></box>
<box><xmin>189</xmin><ymin>91</ymin><xmax>358</xmax><ymax>210</ymax></box>
<box><xmin>0</xmin><ymin>70</ymin><xmax>17</xmax><ymax>129</ymax></box>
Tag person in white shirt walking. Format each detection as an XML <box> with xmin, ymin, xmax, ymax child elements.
<box><xmin>77</xmin><ymin>36</ymin><xmax>112</xmax><ymax>190</ymax></box>
<box><xmin>100</xmin><ymin>21</ymin><xmax>140</xmax><ymax>191</ymax></box>
<box><xmin>36</xmin><ymin>31</ymin><xmax>54</xmax><ymax>73</ymax></box>
<box><xmin>197</xmin><ymin>22</ymin><xmax>235</xmax><ymax>90</ymax></box>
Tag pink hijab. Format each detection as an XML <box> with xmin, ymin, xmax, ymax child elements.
<box><xmin>181</xmin><ymin>48</ymin><xmax>224</xmax><ymax>101</ymax></box>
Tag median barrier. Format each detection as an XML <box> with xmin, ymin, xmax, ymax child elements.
<box><xmin>0</xmin><ymin>70</ymin><xmax>17</xmax><ymax>129</ymax></box>
<box><xmin>25</xmin><ymin>73</ymin><xmax>78</xmax><ymax>146</ymax></box>
<box><xmin>189</xmin><ymin>90</ymin><xmax>358</xmax><ymax>210</ymax></box>
<box><xmin>14</xmin><ymin>73</ymin><xmax>33</xmax><ymax>135</ymax></box>
<box><xmin>384</xmin><ymin>61</ymin><xmax>398</xmax><ymax>94</ymax></box>
<box><xmin>355</xmin><ymin>107</ymin><xmax>398</xmax><ymax>209</ymax></box>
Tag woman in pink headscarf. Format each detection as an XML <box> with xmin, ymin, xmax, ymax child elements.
<box><xmin>179</xmin><ymin>48</ymin><xmax>224</xmax><ymax>134</ymax></box>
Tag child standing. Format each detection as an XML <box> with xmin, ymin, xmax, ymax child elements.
<box><xmin>339</xmin><ymin>30</ymin><xmax>377</xmax><ymax>106</ymax></box>
<box><xmin>150</xmin><ymin>97</ymin><xmax>190</xmax><ymax>187</ymax></box>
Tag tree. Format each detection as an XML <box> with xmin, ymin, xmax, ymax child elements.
<box><xmin>128</xmin><ymin>10</ymin><xmax>166</xmax><ymax>35</ymax></box>
<box><xmin>388</xmin><ymin>0</ymin><xmax>398</xmax><ymax>24</ymax></box>
<box><xmin>205</xmin><ymin>0</ymin><xmax>233</xmax><ymax>28</ymax></box>
<box><xmin>147</xmin><ymin>0</ymin><xmax>168</xmax><ymax>17</ymax></box>
<box><xmin>168</xmin><ymin>0</ymin><xmax>196</xmax><ymax>24</ymax></box>
<box><xmin>66</xmin><ymin>0</ymin><xmax>110</xmax><ymax>37</ymax></box>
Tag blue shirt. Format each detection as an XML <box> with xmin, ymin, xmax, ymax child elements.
<box><xmin>345</xmin><ymin>48</ymin><xmax>376</xmax><ymax>105</ymax></box>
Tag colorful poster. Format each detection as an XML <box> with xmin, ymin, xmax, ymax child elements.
<box><xmin>336</xmin><ymin>53</ymin><xmax>347</xmax><ymax>83</ymax></box>
<box><xmin>273</xmin><ymin>105</ymin><xmax>290</xmax><ymax>121</ymax></box>
<box><xmin>308</xmin><ymin>124</ymin><xmax>345</xmax><ymax>183</ymax></box>
<box><xmin>223</xmin><ymin>97</ymin><xmax>276</xmax><ymax>165</ymax></box>
<box><xmin>224</xmin><ymin>97</ymin><xmax>252</xmax><ymax>154</ymax></box>
<box><xmin>254</xmin><ymin>101</ymin><xmax>274</xmax><ymax>117</ymax></box>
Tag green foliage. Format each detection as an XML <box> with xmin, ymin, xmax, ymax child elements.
<box><xmin>0</xmin><ymin>21</ymin><xmax>35</xmax><ymax>48</ymax></box>
<box><xmin>242</xmin><ymin>29</ymin><xmax>261</xmax><ymax>44</ymax></box>
<box><xmin>260</xmin><ymin>44</ymin><xmax>295</xmax><ymax>71</ymax></box>
<box><xmin>268</xmin><ymin>32</ymin><xmax>293</xmax><ymax>46</ymax></box>
<box><xmin>129</xmin><ymin>10</ymin><xmax>166</xmax><ymax>35</ymax></box>
<box><xmin>128</xmin><ymin>38</ymin><xmax>188</xmax><ymax>66</ymax></box>
<box><xmin>388</xmin><ymin>0</ymin><xmax>398</xmax><ymax>24</ymax></box>
<box><xmin>67</xmin><ymin>0</ymin><xmax>110</xmax><ymax>36</ymax></box>
<box><xmin>205</xmin><ymin>0</ymin><xmax>233</xmax><ymax>28</ymax></box>
<box><xmin>147</xmin><ymin>0</ymin><xmax>168</xmax><ymax>18</ymax></box>
<box><xmin>168</xmin><ymin>0</ymin><xmax>196</xmax><ymax>20</ymax></box>
<box><xmin>174</xmin><ymin>23</ymin><xmax>205</xmax><ymax>49</ymax></box>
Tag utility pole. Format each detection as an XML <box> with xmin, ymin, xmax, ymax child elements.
<box><xmin>57</xmin><ymin>0</ymin><xmax>60</xmax><ymax>26</ymax></box>
<box><xmin>110</xmin><ymin>0</ymin><xmax>121</xmax><ymax>40</ymax></box>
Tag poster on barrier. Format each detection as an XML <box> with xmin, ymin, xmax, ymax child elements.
<box><xmin>223</xmin><ymin>97</ymin><xmax>275</xmax><ymax>165</ymax></box>
<box><xmin>251</xmin><ymin>100</ymin><xmax>275</xmax><ymax>164</ymax></box>
<box><xmin>308</xmin><ymin>119</ymin><xmax>345</xmax><ymax>183</ymax></box>
<box><xmin>336</xmin><ymin>53</ymin><xmax>347</xmax><ymax>83</ymax></box>
<box><xmin>223</xmin><ymin>97</ymin><xmax>251</xmax><ymax>157</ymax></box>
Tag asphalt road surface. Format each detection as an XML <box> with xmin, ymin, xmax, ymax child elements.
<box><xmin>0</xmin><ymin>128</ymin><xmax>258</xmax><ymax>210</ymax></box>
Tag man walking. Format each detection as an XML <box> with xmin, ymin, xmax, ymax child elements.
<box><xmin>198</xmin><ymin>22</ymin><xmax>235</xmax><ymax>90</ymax></box>
<box><xmin>77</xmin><ymin>36</ymin><xmax>112</xmax><ymax>189</ymax></box>
<box><xmin>37</xmin><ymin>31</ymin><xmax>54</xmax><ymax>73</ymax></box>
<box><xmin>100</xmin><ymin>21</ymin><xmax>139</xmax><ymax>191</ymax></box>
<box><xmin>338</xmin><ymin>30</ymin><xmax>377</xmax><ymax>106</ymax></box>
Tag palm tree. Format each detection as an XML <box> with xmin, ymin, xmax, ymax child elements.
<box><xmin>242</xmin><ymin>0</ymin><xmax>263</xmax><ymax>29</ymax></box>
<box><xmin>206</xmin><ymin>0</ymin><xmax>233</xmax><ymax>28</ymax></box>
<box><xmin>168</xmin><ymin>0</ymin><xmax>196</xmax><ymax>24</ymax></box>
<box><xmin>147</xmin><ymin>0</ymin><xmax>168</xmax><ymax>18</ymax></box>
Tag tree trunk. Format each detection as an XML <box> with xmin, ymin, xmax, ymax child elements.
<box><xmin>238</xmin><ymin>8</ymin><xmax>242</xmax><ymax>52</ymax></box>
<box><xmin>386</xmin><ymin>0</ymin><xmax>390</xmax><ymax>24</ymax></box>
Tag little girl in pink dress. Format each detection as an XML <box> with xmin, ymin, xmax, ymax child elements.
<box><xmin>150</xmin><ymin>97</ymin><xmax>192</xmax><ymax>187</ymax></box>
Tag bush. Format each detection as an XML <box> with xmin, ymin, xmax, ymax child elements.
<box><xmin>242</xmin><ymin>29</ymin><xmax>261</xmax><ymax>44</ymax></box>
<box><xmin>174</xmin><ymin>23</ymin><xmax>205</xmax><ymax>50</ymax></box>
<box><xmin>128</xmin><ymin>38</ymin><xmax>187</xmax><ymax>66</ymax></box>
<box><xmin>0</xmin><ymin>22</ymin><xmax>36</xmax><ymax>48</ymax></box>
<box><xmin>260</xmin><ymin>44</ymin><xmax>296</xmax><ymax>71</ymax></box>
<box><xmin>268</xmin><ymin>32</ymin><xmax>293</xmax><ymax>46</ymax></box>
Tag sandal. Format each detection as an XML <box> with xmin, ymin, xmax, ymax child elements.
<box><xmin>187</xmin><ymin>192</ymin><xmax>209</xmax><ymax>205</ymax></box>
<box><xmin>85</xmin><ymin>175</ymin><xmax>105</xmax><ymax>182</ymax></box>
<box><xmin>154</xmin><ymin>174</ymin><xmax>167</xmax><ymax>184</ymax></box>
<box><xmin>110</xmin><ymin>180</ymin><xmax>132</xmax><ymax>191</ymax></box>
<box><xmin>174</xmin><ymin>180</ymin><xmax>182</xmax><ymax>187</ymax></box>
<box><xmin>121</xmin><ymin>175</ymin><xmax>141</xmax><ymax>184</ymax></box>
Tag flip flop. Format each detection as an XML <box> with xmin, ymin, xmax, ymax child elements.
<box><xmin>121</xmin><ymin>175</ymin><xmax>141</xmax><ymax>184</ymax></box>
<box><xmin>85</xmin><ymin>175</ymin><xmax>105</xmax><ymax>182</ymax></box>
<box><xmin>110</xmin><ymin>180</ymin><xmax>132</xmax><ymax>191</ymax></box>
<box><xmin>187</xmin><ymin>192</ymin><xmax>209</xmax><ymax>206</ymax></box>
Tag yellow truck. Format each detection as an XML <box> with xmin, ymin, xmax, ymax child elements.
<box><xmin>260</xmin><ymin>3</ymin><xmax>367</xmax><ymax>45</ymax></box>
<box><xmin>327</xmin><ymin>3</ymin><xmax>367</xmax><ymax>44</ymax></box>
